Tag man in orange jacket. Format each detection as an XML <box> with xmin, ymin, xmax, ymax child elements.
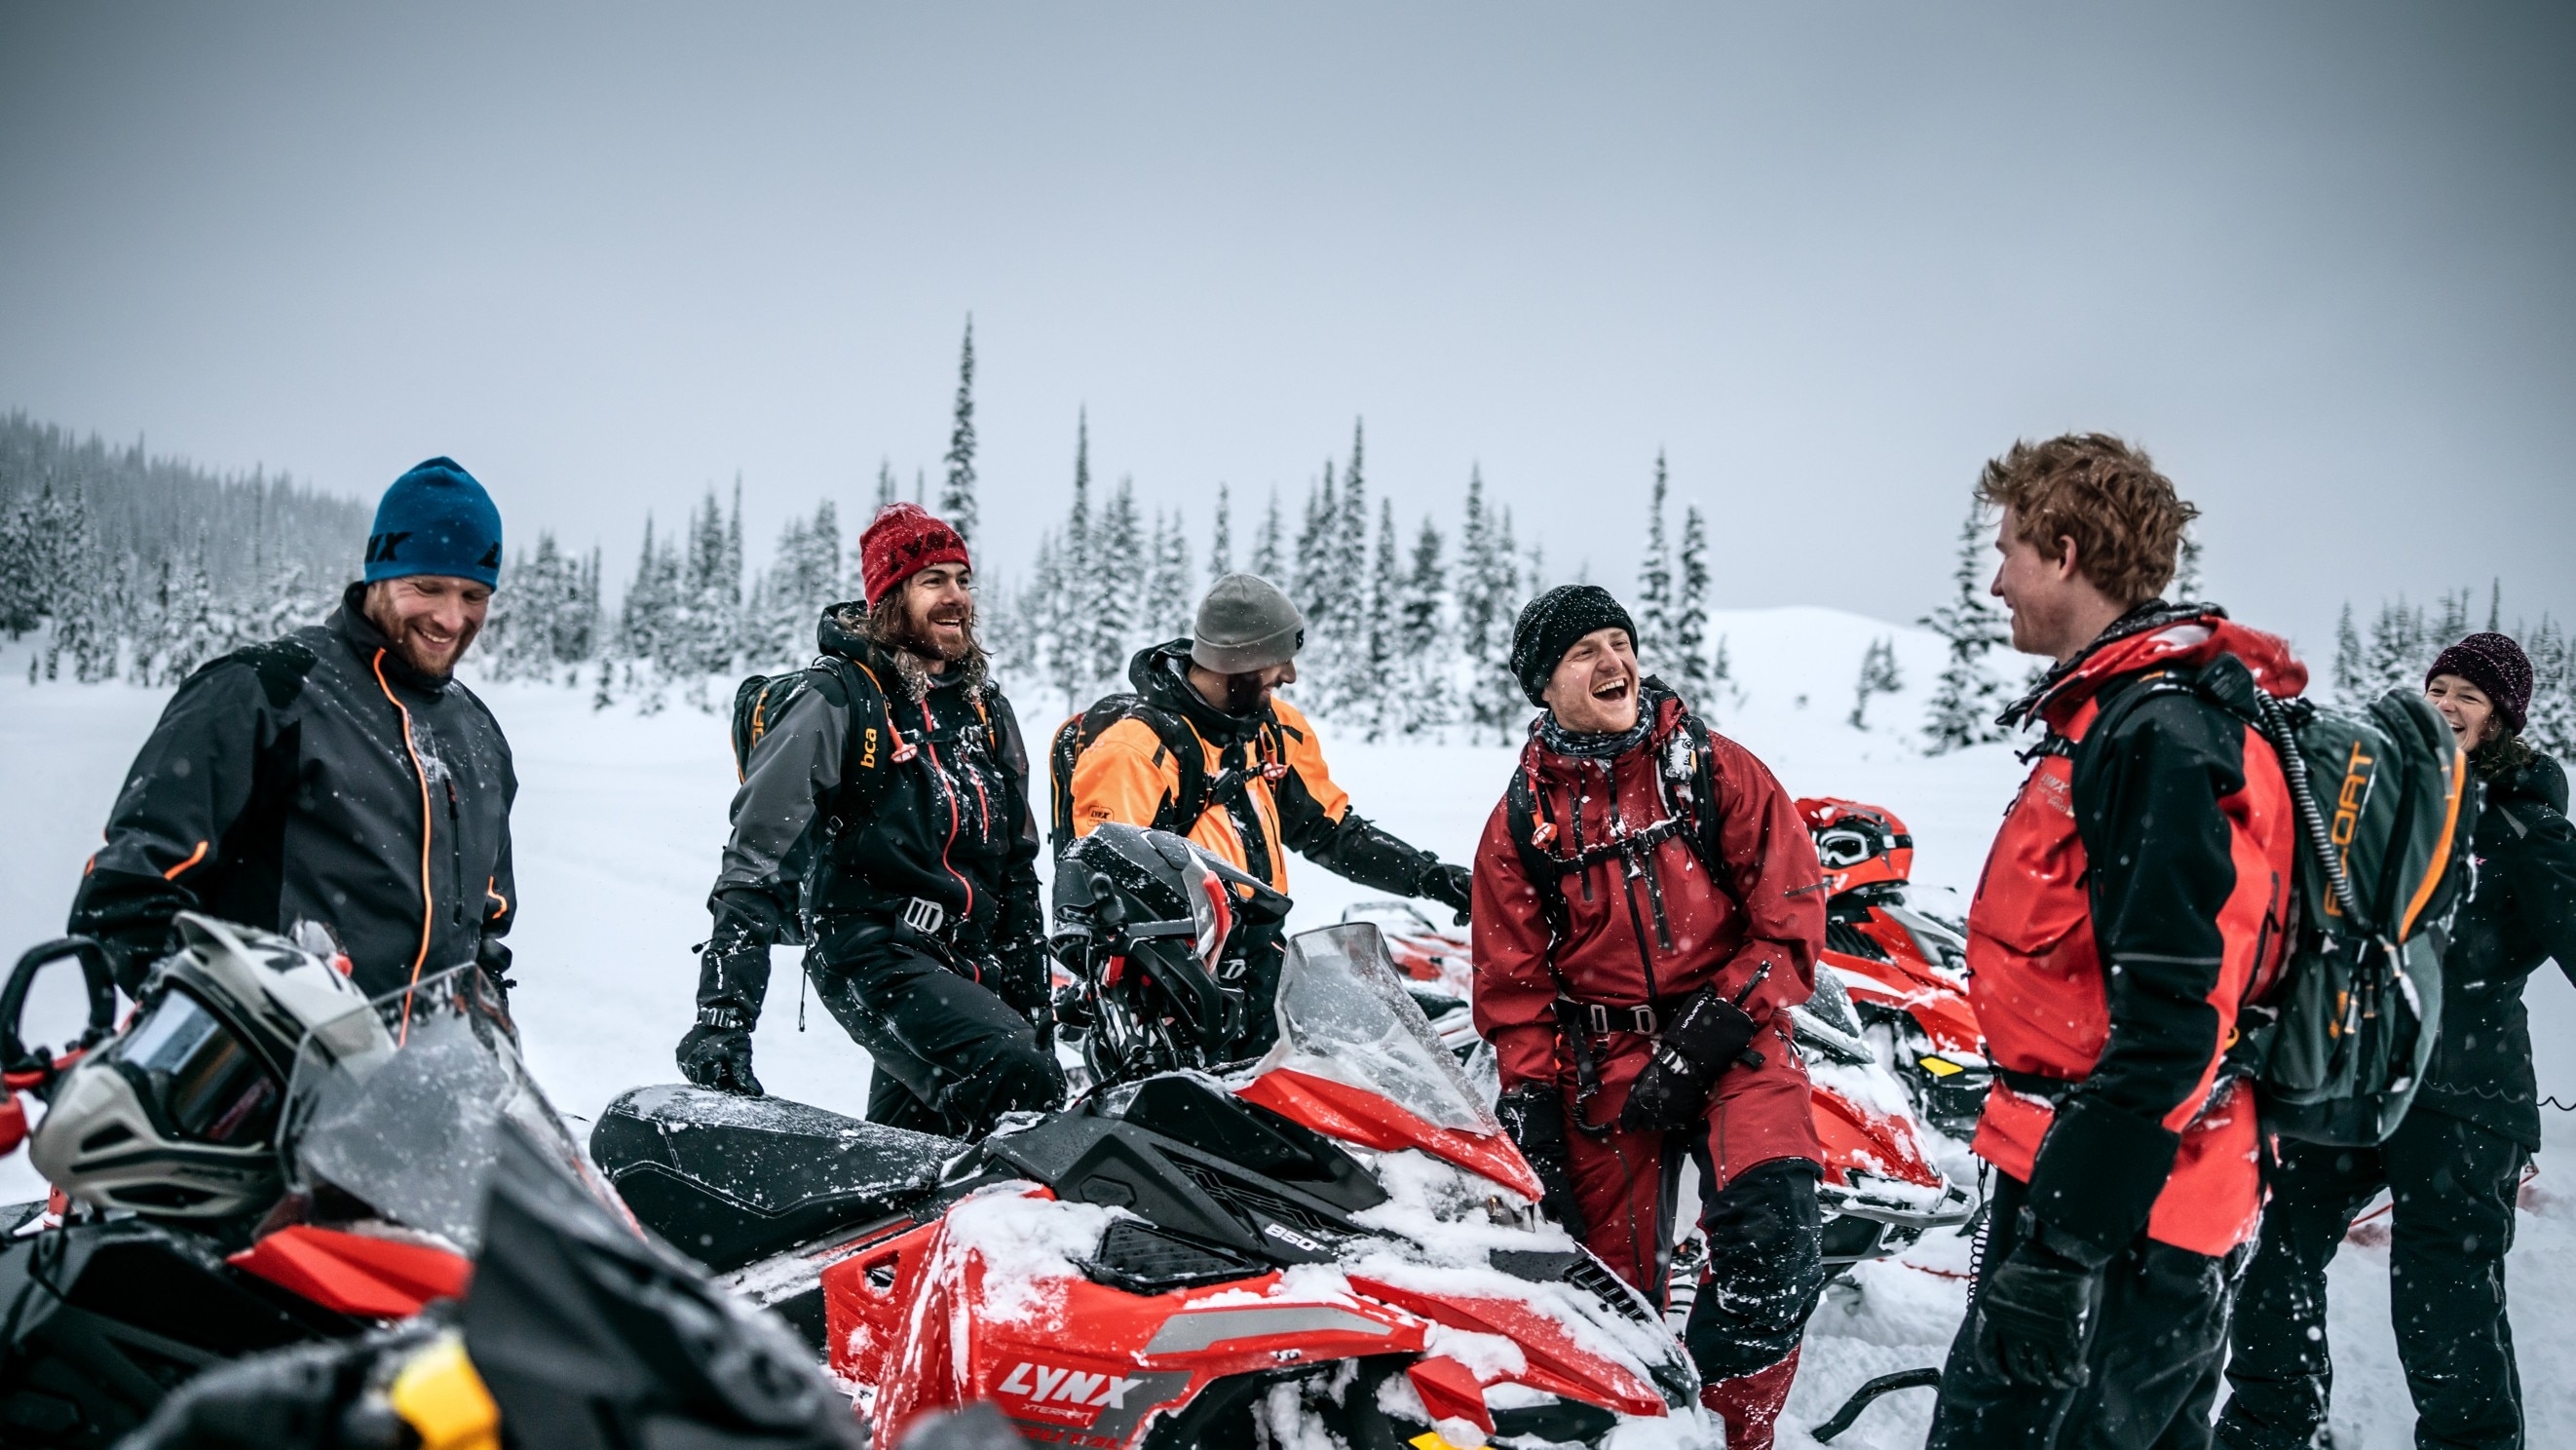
<box><xmin>1057</xmin><ymin>574</ymin><xmax>1471</xmax><ymax>1046</ymax></box>
<box><xmin>1930</xmin><ymin>435</ymin><xmax>2301</xmax><ymax>1450</ymax></box>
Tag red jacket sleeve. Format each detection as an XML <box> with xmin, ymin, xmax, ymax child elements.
<box><xmin>1705</xmin><ymin>732</ymin><xmax>1826</xmax><ymax>1023</ymax></box>
<box><xmin>1470</xmin><ymin>797</ymin><xmax>1563</xmax><ymax>1091</ymax></box>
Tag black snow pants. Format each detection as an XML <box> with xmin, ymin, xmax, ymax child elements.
<box><xmin>1928</xmin><ymin>1171</ymin><xmax>2241</xmax><ymax>1450</ymax></box>
<box><xmin>1685</xmin><ymin>1157</ymin><xmax>1827</xmax><ymax>1383</ymax></box>
<box><xmin>806</xmin><ymin>914</ymin><xmax>1065</xmax><ymax>1141</ymax></box>
<box><xmin>2216</xmin><ymin>1111</ymin><xmax>2527</xmax><ymax>1450</ymax></box>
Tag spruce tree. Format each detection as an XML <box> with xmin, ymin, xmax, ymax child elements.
<box><xmin>1360</xmin><ymin>498</ymin><xmax>1399</xmax><ymax>737</ymax></box>
<box><xmin>1291</xmin><ymin>466</ymin><xmax>1334</xmax><ymax>630</ymax></box>
<box><xmin>1208</xmin><ymin>483</ymin><xmax>1232</xmax><ymax>581</ymax></box>
<box><xmin>2365</xmin><ymin>599</ymin><xmax>2424</xmax><ymax>698</ymax></box>
<box><xmin>2331</xmin><ymin>603</ymin><xmax>2368</xmax><ymax>710</ymax></box>
<box><xmin>1672</xmin><ymin>505</ymin><xmax>1712</xmax><ymax>703</ymax></box>
<box><xmin>876</xmin><ymin>459</ymin><xmax>898</xmax><ymax>513</ymax></box>
<box><xmin>1088</xmin><ymin>477</ymin><xmax>1145</xmax><ymax>691</ymax></box>
<box><xmin>1920</xmin><ymin>503</ymin><xmax>2011</xmax><ymax>752</ymax></box>
<box><xmin>1249</xmin><ymin>488</ymin><xmax>1283</xmax><ymax>581</ymax></box>
<box><xmin>1634</xmin><ymin>452</ymin><xmax>1672</xmax><ymax>671</ymax></box>
<box><xmin>1145</xmin><ymin>508</ymin><xmax>1193</xmax><ymax>643</ymax></box>
<box><xmin>2524</xmin><ymin>617</ymin><xmax>2576</xmax><ymax>759</ymax></box>
<box><xmin>1849</xmin><ymin>637</ymin><xmax>1903</xmax><ymax>730</ymax></box>
<box><xmin>1396</xmin><ymin>515</ymin><xmax>1450</xmax><ymax>737</ymax></box>
<box><xmin>1046</xmin><ymin>412</ymin><xmax>1096</xmax><ymax>711</ymax></box>
<box><xmin>2173</xmin><ymin>526</ymin><xmax>2206</xmax><ymax>600</ymax></box>
<box><xmin>939</xmin><ymin>317</ymin><xmax>978</xmax><ymax>544</ymax></box>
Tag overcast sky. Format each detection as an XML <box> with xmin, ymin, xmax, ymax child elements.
<box><xmin>3</xmin><ymin>3</ymin><xmax>2570</xmax><ymax>656</ymax></box>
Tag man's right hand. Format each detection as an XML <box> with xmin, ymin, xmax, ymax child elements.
<box><xmin>677</xmin><ymin>1022</ymin><xmax>763</xmax><ymax>1096</ymax></box>
<box><xmin>1496</xmin><ymin>1083</ymin><xmax>1586</xmax><ymax>1241</ymax></box>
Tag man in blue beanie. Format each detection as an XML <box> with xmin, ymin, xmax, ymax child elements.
<box><xmin>70</xmin><ymin>458</ymin><xmax>522</xmax><ymax>1005</ymax></box>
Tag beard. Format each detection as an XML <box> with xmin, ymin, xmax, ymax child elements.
<box><xmin>864</xmin><ymin>592</ymin><xmax>987</xmax><ymax>700</ymax></box>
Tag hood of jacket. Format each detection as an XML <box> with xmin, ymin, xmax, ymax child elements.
<box><xmin>2006</xmin><ymin>602</ymin><xmax>2308</xmax><ymax>733</ymax></box>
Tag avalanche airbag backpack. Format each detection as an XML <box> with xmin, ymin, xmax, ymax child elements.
<box><xmin>2097</xmin><ymin>659</ymin><xmax>2475</xmax><ymax>1146</ymax></box>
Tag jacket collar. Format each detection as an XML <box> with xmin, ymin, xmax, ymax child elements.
<box><xmin>1132</xmin><ymin>638</ymin><xmax>1268</xmax><ymax>746</ymax></box>
<box><xmin>1523</xmin><ymin>677</ymin><xmax>1688</xmax><ymax>781</ymax></box>
<box><xmin>2003</xmin><ymin>600</ymin><xmax>2307</xmax><ymax>732</ymax></box>
<box><xmin>331</xmin><ymin>582</ymin><xmax>452</xmax><ymax>696</ymax></box>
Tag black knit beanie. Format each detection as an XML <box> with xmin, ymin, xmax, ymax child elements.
<box><xmin>1510</xmin><ymin>585</ymin><xmax>1637</xmax><ymax>706</ymax></box>
<box><xmin>2426</xmin><ymin>631</ymin><xmax>2533</xmax><ymax>735</ymax></box>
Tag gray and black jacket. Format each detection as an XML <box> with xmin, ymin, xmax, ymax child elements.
<box><xmin>69</xmin><ymin>583</ymin><xmax>517</xmax><ymax>999</ymax></box>
<box><xmin>704</xmin><ymin>607</ymin><xmax>1045</xmax><ymax>1025</ymax></box>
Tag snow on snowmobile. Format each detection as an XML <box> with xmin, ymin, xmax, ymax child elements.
<box><xmin>1342</xmin><ymin>897</ymin><xmax>1973</xmax><ymax>1273</ymax></box>
<box><xmin>0</xmin><ymin>919</ymin><xmax>594</xmax><ymax>1447</ymax></box>
<box><xmin>594</xmin><ymin>824</ymin><xmax>1707</xmax><ymax>1449</ymax></box>
<box><xmin>1797</xmin><ymin>796</ymin><xmax>1992</xmax><ymax>1139</ymax></box>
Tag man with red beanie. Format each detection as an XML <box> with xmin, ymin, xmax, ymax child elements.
<box><xmin>1472</xmin><ymin>583</ymin><xmax>1827</xmax><ymax>1450</ymax></box>
<box><xmin>679</xmin><ymin>503</ymin><xmax>1063</xmax><ymax>1138</ymax></box>
<box><xmin>1931</xmin><ymin>435</ymin><xmax>2302</xmax><ymax>1450</ymax></box>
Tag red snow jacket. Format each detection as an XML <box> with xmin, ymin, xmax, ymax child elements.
<box><xmin>1471</xmin><ymin>690</ymin><xmax>1827</xmax><ymax>1190</ymax></box>
<box><xmin>1970</xmin><ymin>604</ymin><xmax>2303</xmax><ymax>1260</ymax></box>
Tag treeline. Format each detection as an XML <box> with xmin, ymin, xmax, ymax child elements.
<box><xmin>0</xmin><ymin>413</ymin><xmax>365</xmax><ymax>684</ymax></box>
<box><xmin>2330</xmin><ymin>590</ymin><xmax>2576</xmax><ymax>756</ymax></box>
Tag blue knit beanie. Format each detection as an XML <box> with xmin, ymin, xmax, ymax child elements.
<box><xmin>364</xmin><ymin>457</ymin><xmax>503</xmax><ymax>587</ymax></box>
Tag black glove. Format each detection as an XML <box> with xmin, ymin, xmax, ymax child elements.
<box><xmin>1973</xmin><ymin>1213</ymin><xmax>2103</xmax><ymax>1390</ymax></box>
<box><xmin>1619</xmin><ymin>985</ymin><xmax>1763</xmax><ymax>1132</ymax></box>
<box><xmin>1421</xmin><ymin>861</ymin><xmax>1473</xmax><ymax>924</ymax></box>
<box><xmin>677</xmin><ymin>1018</ymin><xmax>764</xmax><ymax>1096</ymax></box>
<box><xmin>1496</xmin><ymin>1083</ymin><xmax>1587</xmax><ymax>1240</ymax></box>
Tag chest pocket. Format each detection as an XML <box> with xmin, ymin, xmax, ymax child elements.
<box><xmin>1970</xmin><ymin>754</ymin><xmax>2094</xmax><ymax>961</ymax></box>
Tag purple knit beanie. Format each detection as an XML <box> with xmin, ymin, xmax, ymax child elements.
<box><xmin>2426</xmin><ymin>631</ymin><xmax>2533</xmax><ymax>734</ymax></box>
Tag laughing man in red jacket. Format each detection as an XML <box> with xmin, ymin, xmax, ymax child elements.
<box><xmin>1472</xmin><ymin>584</ymin><xmax>1828</xmax><ymax>1450</ymax></box>
<box><xmin>1929</xmin><ymin>435</ymin><xmax>2302</xmax><ymax>1450</ymax></box>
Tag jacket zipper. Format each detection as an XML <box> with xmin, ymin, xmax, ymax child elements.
<box><xmin>369</xmin><ymin>651</ymin><xmax>436</xmax><ymax>1016</ymax></box>
<box><xmin>918</xmin><ymin>698</ymin><xmax>973</xmax><ymax>920</ymax></box>
<box><xmin>1597</xmin><ymin>761</ymin><xmax>1663</xmax><ymax>1006</ymax></box>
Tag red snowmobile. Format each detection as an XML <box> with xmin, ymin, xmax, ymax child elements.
<box><xmin>1796</xmin><ymin>797</ymin><xmax>1991</xmax><ymax>1139</ymax></box>
<box><xmin>597</xmin><ymin>826</ymin><xmax>1708</xmax><ymax>1449</ymax></box>
<box><xmin>1344</xmin><ymin>897</ymin><xmax>1974</xmax><ymax>1271</ymax></box>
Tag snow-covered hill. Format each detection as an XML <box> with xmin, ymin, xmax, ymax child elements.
<box><xmin>5</xmin><ymin>611</ymin><xmax>2574</xmax><ymax>1447</ymax></box>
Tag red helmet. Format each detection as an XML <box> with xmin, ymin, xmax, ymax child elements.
<box><xmin>1796</xmin><ymin>797</ymin><xmax>1913</xmax><ymax>897</ymax></box>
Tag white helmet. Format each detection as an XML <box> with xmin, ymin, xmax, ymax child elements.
<box><xmin>30</xmin><ymin>913</ymin><xmax>382</xmax><ymax>1218</ymax></box>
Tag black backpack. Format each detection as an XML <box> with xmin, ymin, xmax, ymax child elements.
<box><xmin>1046</xmin><ymin>695</ymin><xmax>1249</xmax><ymax>859</ymax></box>
<box><xmin>2083</xmin><ymin>657</ymin><xmax>2476</xmax><ymax>1146</ymax></box>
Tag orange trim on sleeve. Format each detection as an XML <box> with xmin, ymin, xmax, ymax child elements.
<box><xmin>371</xmin><ymin>650</ymin><xmax>436</xmax><ymax>1024</ymax></box>
<box><xmin>485</xmin><ymin>877</ymin><xmax>509</xmax><ymax>919</ymax></box>
<box><xmin>161</xmin><ymin>840</ymin><xmax>209</xmax><ymax>880</ymax></box>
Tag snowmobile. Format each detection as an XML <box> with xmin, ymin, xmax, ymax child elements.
<box><xmin>0</xmin><ymin>920</ymin><xmax>594</xmax><ymax>1447</ymax></box>
<box><xmin>594</xmin><ymin>825</ymin><xmax>1708</xmax><ymax>1449</ymax></box>
<box><xmin>1796</xmin><ymin>797</ymin><xmax>1992</xmax><ymax>1139</ymax></box>
<box><xmin>1343</xmin><ymin>897</ymin><xmax>1973</xmax><ymax>1271</ymax></box>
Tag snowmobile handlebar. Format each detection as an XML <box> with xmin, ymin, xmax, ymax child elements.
<box><xmin>1</xmin><ymin>935</ymin><xmax>119</xmax><ymax>1097</ymax></box>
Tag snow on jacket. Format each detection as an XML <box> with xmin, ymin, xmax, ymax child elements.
<box><xmin>1063</xmin><ymin>640</ymin><xmax>1454</xmax><ymax>899</ymax></box>
<box><xmin>1970</xmin><ymin>602</ymin><xmax>2301</xmax><ymax>1260</ymax></box>
<box><xmin>1470</xmin><ymin>686</ymin><xmax>1827</xmax><ymax>1189</ymax></box>
<box><xmin>711</xmin><ymin>608</ymin><xmax>1045</xmax><ymax>990</ymax></box>
<box><xmin>70</xmin><ymin>584</ymin><xmax>517</xmax><ymax>999</ymax></box>
<box><xmin>2413</xmin><ymin>747</ymin><xmax>2576</xmax><ymax>1149</ymax></box>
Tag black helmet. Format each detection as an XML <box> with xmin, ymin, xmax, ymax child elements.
<box><xmin>1052</xmin><ymin>824</ymin><xmax>1288</xmax><ymax>1081</ymax></box>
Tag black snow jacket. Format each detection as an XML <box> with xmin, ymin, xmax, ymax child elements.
<box><xmin>2412</xmin><ymin>746</ymin><xmax>2576</xmax><ymax>1150</ymax></box>
<box><xmin>708</xmin><ymin>608</ymin><xmax>1044</xmax><ymax>1011</ymax></box>
<box><xmin>69</xmin><ymin>584</ymin><xmax>518</xmax><ymax>999</ymax></box>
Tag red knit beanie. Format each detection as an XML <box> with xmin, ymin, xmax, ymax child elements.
<box><xmin>858</xmin><ymin>503</ymin><xmax>970</xmax><ymax>607</ymax></box>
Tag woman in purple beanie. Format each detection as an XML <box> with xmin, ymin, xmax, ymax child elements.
<box><xmin>2221</xmin><ymin>631</ymin><xmax>2576</xmax><ymax>1450</ymax></box>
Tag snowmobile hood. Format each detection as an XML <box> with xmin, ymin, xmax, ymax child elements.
<box><xmin>2009</xmin><ymin>603</ymin><xmax>2306</xmax><ymax>732</ymax></box>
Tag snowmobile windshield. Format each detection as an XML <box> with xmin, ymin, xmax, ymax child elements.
<box><xmin>1264</xmin><ymin>923</ymin><xmax>1496</xmax><ymax>1134</ymax></box>
<box><xmin>277</xmin><ymin>964</ymin><xmax>608</xmax><ymax>1253</ymax></box>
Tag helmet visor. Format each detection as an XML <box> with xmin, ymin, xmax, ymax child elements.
<box><xmin>104</xmin><ymin>986</ymin><xmax>283</xmax><ymax>1146</ymax></box>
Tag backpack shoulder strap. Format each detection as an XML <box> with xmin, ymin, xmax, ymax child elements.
<box><xmin>1665</xmin><ymin>709</ymin><xmax>1747</xmax><ymax>915</ymax></box>
<box><xmin>1503</xmin><ymin>756</ymin><xmax>1576</xmax><ymax>952</ymax></box>
<box><xmin>1048</xmin><ymin>695</ymin><xmax>1214</xmax><ymax>855</ymax></box>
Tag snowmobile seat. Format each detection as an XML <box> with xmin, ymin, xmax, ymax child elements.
<box><xmin>589</xmin><ymin>1085</ymin><xmax>962</xmax><ymax>1273</ymax></box>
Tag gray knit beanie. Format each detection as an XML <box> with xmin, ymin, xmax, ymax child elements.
<box><xmin>1191</xmin><ymin>574</ymin><xmax>1307</xmax><ymax>673</ymax></box>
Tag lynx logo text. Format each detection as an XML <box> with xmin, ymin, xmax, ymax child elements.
<box><xmin>998</xmin><ymin>1361</ymin><xmax>1146</xmax><ymax>1409</ymax></box>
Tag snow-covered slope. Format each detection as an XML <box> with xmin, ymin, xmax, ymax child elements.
<box><xmin>5</xmin><ymin>613</ymin><xmax>2575</xmax><ymax>1447</ymax></box>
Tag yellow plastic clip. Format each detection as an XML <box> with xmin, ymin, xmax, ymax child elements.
<box><xmin>388</xmin><ymin>1331</ymin><xmax>501</xmax><ymax>1450</ymax></box>
<box><xmin>1917</xmin><ymin>1054</ymin><xmax>1966</xmax><ymax>1079</ymax></box>
<box><xmin>1410</xmin><ymin>1432</ymin><xmax>1490</xmax><ymax>1450</ymax></box>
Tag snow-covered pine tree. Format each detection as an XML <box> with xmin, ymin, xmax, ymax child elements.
<box><xmin>1044</xmin><ymin>413</ymin><xmax>1096</xmax><ymax>713</ymax></box>
<box><xmin>42</xmin><ymin>488</ymin><xmax>117</xmax><ymax>682</ymax></box>
<box><xmin>1395</xmin><ymin>515</ymin><xmax>1450</xmax><ymax>737</ymax></box>
<box><xmin>2365</xmin><ymin>598</ymin><xmax>2424</xmax><ymax>699</ymax></box>
<box><xmin>1468</xmin><ymin>504</ymin><xmax>1533</xmax><ymax>742</ymax></box>
<box><xmin>1088</xmin><ymin>477</ymin><xmax>1145</xmax><ymax>693</ymax></box>
<box><xmin>1317</xmin><ymin>422</ymin><xmax>1370</xmax><ymax>720</ymax></box>
<box><xmin>1360</xmin><ymin>498</ymin><xmax>1399</xmax><ymax>739</ymax></box>
<box><xmin>876</xmin><ymin>459</ymin><xmax>898</xmax><ymax>513</ymax></box>
<box><xmin>1849</xmin><ymin>637</ymin><xmax>1903</xmax><ymax>729</ymax></box>
<box><xmin>0</xmin><ymin>497</ymin><xmax>40</xmax><ymax>637</ymax></box>
<box><xmin>147</xmin><ymin>549</ymin><xmax>219</xmax><ymax>687</ymax></box>
<box><xmin>1919</xmin><ymin>503</ymin><xmax>2011</xmax><ymax>752</ymax></box>
<box><xmin>1208</xmin><ymin>484</ymin><xmax>1232</xmax><ymax>582</ymax></box>
<box><xmin>2487</xmin><ymin>579</ymin><xmax>2503</xmax><ymax>632</ymax></box>
<box><xmin>2429</xmin><ymin>589</ymin><xmax>2473</xmax><ymax>650</ymax></box>
<box><xmin>1671</xmin><ymin>504</ymin><xmax>1712</xmax><ymax>704</ymax></box>
<box><xmin>940</xmin><ymin>317</ymin><xmax>978</xmax><ymax>546</ymax></box>
<box><xmin>1634</xmin><ymin>452</ymin><xmax>1672</xmax><ymax>672</ymax></box>
<box><xmin>1291</xmin><ymin>465</ymin><xmax>1334</xmax><ymax>624</ymax></box>
<box><xmin>1249</xmin><ymin>488</ymin><xmax>1283</xmax><ymax>581</ymax></box>
<box><xmin>2524</xmin><ymin>617</ymin><xmax>2576</xmax><ymax>760</ymax></box>
<box><xmin>2330</xmin><ymin>603</ymin><xmax>2368</xmax><ymax>710</ymax></box>
<box><xmin>1145</xmin><ymin>507</ymin><xmax>1194</xmax><ymax>644</ymax></box>
<box><xmin>620</xmin><ymin>514</ymin><xmax>683</xmax><ymax>678</ymax></box>
<box><xmin>2173</xmin><ymin>526</ymin><xmax>2206</xmax><ymax>601</ymax></box>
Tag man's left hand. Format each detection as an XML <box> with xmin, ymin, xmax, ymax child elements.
<box><xmin>1973</xmin><ymin>1224</ymin><xmax>2100</xmax><ymax>1390</ymax></box>
<box><xmin>1422</xmin><ymin>861</ymin><xmax>1473</xmax><ymax>923</ymax></box>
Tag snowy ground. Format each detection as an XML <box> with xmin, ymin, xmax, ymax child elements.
<box><xmin>5</xmin><ymin>611</ymin><xmax>2575</xmax><ymax>1447</ymax></box>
